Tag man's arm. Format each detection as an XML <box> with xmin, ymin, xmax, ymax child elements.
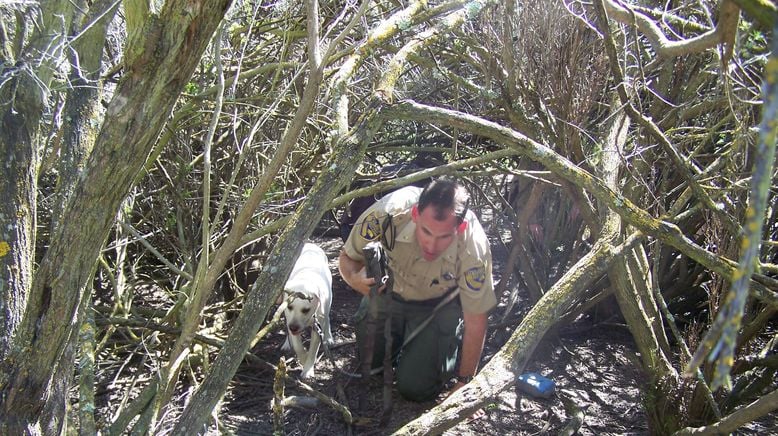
<box><xmin>337</xmin><ymin>249</ymin><xmax>374</xmax><ymax>296</ymax></box>
<box><xmin>453</xmin><ymin>310</ymin><xmax>488</xmax><ymax>390</ymax></box>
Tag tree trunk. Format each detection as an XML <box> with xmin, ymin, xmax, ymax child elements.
<box><xmin>52</xmin><ymin>0</ymin><xmax>118</xmax><ymax>226</ymax></box>
<box><xmin>0</xmin><ymin>0</ymin><xmax>76</xmax><ymax>368</ymax></box>
<box><xmin>611</xmin><ymin>245</ymin><xmax>676</xmax><ymax>372</ymax></box>
<box><xmin>0</xmin><ymin>0</ymin><xmax>232</xmax><ymax>432</ymax></box>
<box><xmin>597</xmin><ymin>100</ymin><xmax>679</xmax><ymax>431</ymax></box>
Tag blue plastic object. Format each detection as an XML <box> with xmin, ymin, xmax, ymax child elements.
<box><xmin>516</xmin><ymin>372</ymin><xmax>555</xmax><ymax>399</ymax></box>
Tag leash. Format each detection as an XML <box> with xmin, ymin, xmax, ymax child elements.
<box><xmin>380</xmin><ymin>293</ymin><xmax>393</xmax><ymax>423</ymax></box>
<box><xmin>391</xmin><ymin>286</ymin><xmax>460</xmax><ymax>355</ymax></box>
<box><xmin>314</xmin><ymin>285</ymin><xmax>460</xmax><ymax>379</ymax></box>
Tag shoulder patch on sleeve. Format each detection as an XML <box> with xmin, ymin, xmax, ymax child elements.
<box><xmin>359</xmin><ymin>211</ymin><xmax>383</xmax><ymax>241</ymax></box>
<box><xmin>464</xmin><ymin>266</ymin><xmax>486</xmax><ymax>291</ymax></box>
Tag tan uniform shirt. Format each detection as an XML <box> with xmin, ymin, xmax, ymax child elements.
<box><xmin>344</xmin><ymin>186</ymin><xmax>497</xmax><ymax>314</ymax></box>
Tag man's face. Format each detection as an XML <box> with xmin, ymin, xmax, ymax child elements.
<box><xmin>413</xmin><ymin>205</ymin><xmax>459</xmax><ymax>261</ymax></box>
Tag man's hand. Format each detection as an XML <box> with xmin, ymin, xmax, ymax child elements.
<box><xmin>352</xmin><ymin>267</ymin><xmax>377</xmax><ymax>296</ymax></box>
<box><xmin>440</xmin><ymin>311</ymin><xmax>489</xmax><ymax>421</ymax></box>
<box><xmin>362</xmin><ymin>241</ymin><xmax>390</xmax><ymax>294</ymax></box>
<box><xmin>338</xmin><ymin>250</ymin><xmax>377</xmax><ymax>296</ymax></box>
<box><xmin>458</xmin><ymin>311</ymin><xmax>487</xmax><ymax>385</ymax></box>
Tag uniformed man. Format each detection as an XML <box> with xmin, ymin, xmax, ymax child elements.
<box><xmin>338</xmin><ymin>177</ymin><xmax>496</xmax><ymax>402</ymax></box>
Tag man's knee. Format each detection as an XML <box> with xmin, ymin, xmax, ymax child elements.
<box><xmin>396</xmin><ymin>373</ymin><xmax>441</xmax><ymax>402</ymax></box>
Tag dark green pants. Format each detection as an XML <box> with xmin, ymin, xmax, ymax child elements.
<box><xmin>355</xmin><ymin>293</ymin><xmax>463</xmax><ymax>402</ymax></box>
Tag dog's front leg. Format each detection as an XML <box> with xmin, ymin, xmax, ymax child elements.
<box><xmin>321</xmin><ymin>314</ymin><xmax>333</xmax><ymax>346</ymax></box>
<box><xmin>287</xmin><ymin>332</ymin><xmax>309</xmax><ymax>375</ymax></box>
<box><xmin>301</xmin><ymin>329</ymin><xmax>321</xmax><ymax>380</ymax></box>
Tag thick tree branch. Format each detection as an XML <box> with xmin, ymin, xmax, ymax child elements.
<box><xmin>685</xmin><ymin>20</ymin><xmax>778</xmax><ymax>390</ymax></box>
<box><xmin>596</xmin><ymin>0</ymin><xmax>742</xmax><ymax>237</ymax></box>
<box><xmin>395</xmin><ymin>229</ymin><xmax>645</xmax><ymax>434</ymax></box>
<box><xmin>674</xmin><ymin>388</ymin><xmax>778</xmax><ymax>435</ymax></box>
<box><xmin>601</xmin><ymin>0</ymin><xmax>726</xmax><ymax>58</ymax></box>
<box><xmin>384</xmin><ymin>100</ymin><xmax>778</xmax><ymax>306</ymax></box>
<box><xmin>730</xmin><ymin>0</ymin><xmax>777</xmax><ymax>29</ymax></box>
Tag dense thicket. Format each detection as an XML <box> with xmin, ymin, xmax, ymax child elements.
<box><xmin>1</xmin><ymin>0</ymin><xmax>776</xmax><ymax>434</ymax></box>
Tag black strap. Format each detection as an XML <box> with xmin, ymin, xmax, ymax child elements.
<box><xmin>391</xmin><ymin>285</ymin><xmax>460</xmax><ymax>307</ymax></box>
<box><xmin>381</xmin><ymin>214</ymin><xmax>395</xmax><ymax>251</ymax></box>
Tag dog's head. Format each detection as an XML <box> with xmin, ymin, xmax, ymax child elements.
<box><xmin>282</xmin><ymin>289</ymin><xmax>320</xmax><ymax>336</ymax></box>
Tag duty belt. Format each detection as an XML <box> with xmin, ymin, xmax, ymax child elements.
<box><xmin>390</xmin><ymin>287</ymin><xmax>459</xmax><ymax>307</ymax></box>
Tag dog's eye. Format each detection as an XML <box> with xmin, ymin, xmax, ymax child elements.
<box><xmin>302</xmin><ymin>308</ymin><xmax>311</xmax><ymax>314</ymax></box>
<box><xmin>288</xmin><ymin>304</ymin><xmax>294</xmax><ymax>311</ymax></box>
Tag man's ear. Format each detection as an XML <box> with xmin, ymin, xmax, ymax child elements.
<box><xmin>457</xmin><ymin>220</ymin><xmax>468</xmax><ymax>234</ymax></box>
<box><xmin>411</xmin><ymin>204</ymin><xmax>419</xmax><ymax>221</ymax></box>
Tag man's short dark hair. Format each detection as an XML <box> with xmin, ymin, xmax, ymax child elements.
<box><xmin>417</xmin><ymin>177</ymin><xmax>469</xmax><ymax>223</ymax></box>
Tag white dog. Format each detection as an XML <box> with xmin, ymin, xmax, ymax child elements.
<box><xmin>280</xmin><ymin>243</ymin><xmax>333</xmax><ymax>379</ymax></box>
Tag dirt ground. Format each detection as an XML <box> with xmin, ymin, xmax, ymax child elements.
<box><xmin>92</xmin><ymin>224</ymin><xmax>778</xmax><ymax>434</ymax></box>
<box><xmin>215</xmin><ymin>237</ymin><xmax>654</xmax><ymax>435</ymax></box>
